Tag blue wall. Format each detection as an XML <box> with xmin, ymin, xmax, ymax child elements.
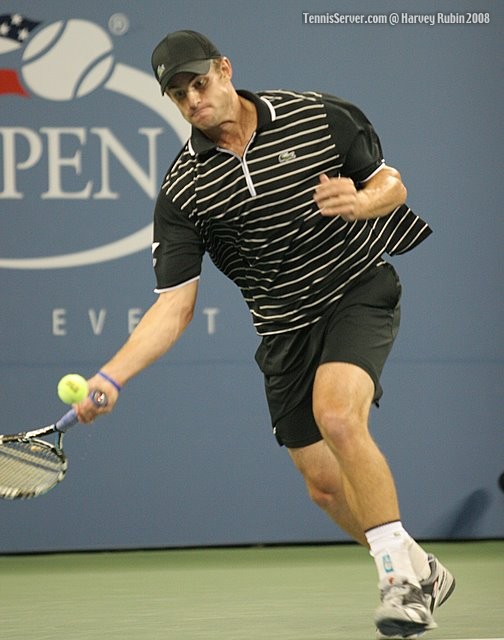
<box><xmin>1</xmin><ymin>0</ymin><xmax>502</xmax><ymax>553</ymax></box>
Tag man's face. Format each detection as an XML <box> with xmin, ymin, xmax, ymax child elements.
<box><xmin>166</xmin><ymin>59</ymin><xmax>233</xmax><ymax>131</ymax></box>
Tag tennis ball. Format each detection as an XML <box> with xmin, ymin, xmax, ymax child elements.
<box><xmin>57</xmin><ymin>374</ymin><xmax>89</xmax><ymax>404</ymax></box>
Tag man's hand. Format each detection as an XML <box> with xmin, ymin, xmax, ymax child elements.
<box><xmin>313</xmin><ymin>174</ymin><xmax>363</xmax><ymax>221</ymax></box>
<box><xmin>314</xmin><ymin>167</ymin><xmax>407</xmax><ymax>222</ymax></box>
<box><xmin>75</xmin><ymin>373</ymin><xmax>120</xmax><ymax>423</ymax></box>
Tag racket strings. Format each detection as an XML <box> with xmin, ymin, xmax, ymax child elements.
<box><xmin>0</xmin><ymin>440</ymin><xmax>66</xmax><ymax>499</ymax></box>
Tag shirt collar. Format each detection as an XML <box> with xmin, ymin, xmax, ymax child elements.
<box><xmin>188</xmin><ymin>90</ymin><xmax>275</xmax><ymax>156</ymax></box>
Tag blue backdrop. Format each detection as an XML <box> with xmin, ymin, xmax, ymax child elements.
<box><xmin>1</xmin><ymin>0</ymin><xmax>502</xmax><ymax>553</ymax></box>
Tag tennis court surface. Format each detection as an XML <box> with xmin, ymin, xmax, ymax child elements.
<box><xmin>0</xmin><ymin>541</ymin><xmax>502</xmax><ymax>639</ymax></box>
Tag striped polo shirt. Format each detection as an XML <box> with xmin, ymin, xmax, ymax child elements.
<box><xmin>153</xmin><ymin>89</ymin><xmax>431</xmax><ymax>335</ymax></box>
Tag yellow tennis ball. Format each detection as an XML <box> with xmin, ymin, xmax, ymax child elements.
<box><xmin>57</xmin><ymin>374</ymin><xmax>89</xmax><ymax>404</ymax></box>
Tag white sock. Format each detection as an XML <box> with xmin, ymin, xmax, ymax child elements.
<box><xmin>365</xmin><ymin>521</ymin><xmax>420</xmax><ymax>586</ymax></box>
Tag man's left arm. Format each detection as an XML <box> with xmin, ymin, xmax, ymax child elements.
<box><xmin>313</xmin><ymin>165</ymin><xmax>407</xmax><ymax>221</ymax></box>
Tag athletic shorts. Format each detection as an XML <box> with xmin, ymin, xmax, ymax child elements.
<box><xmin>254</xmin><ymin>263</ymin><xmax>402</xmax><ymax>448</ymax></box>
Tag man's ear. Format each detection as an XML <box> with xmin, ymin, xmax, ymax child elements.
<box><xmin>219</xmin><ymin>56</ymin><xmax>233</xmax><ymax>80</ymax></box>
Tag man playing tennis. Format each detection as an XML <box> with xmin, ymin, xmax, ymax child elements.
<box><xmin>77</xmin><ymin>30</ymin><xmax>455</xmax><ymax>638</ymax></box>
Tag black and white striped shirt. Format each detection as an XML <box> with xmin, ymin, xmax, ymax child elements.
<box><xmin>153</xmin><ymin>89</ymin><xmax>431</xmax><ymax>335</ymax></box>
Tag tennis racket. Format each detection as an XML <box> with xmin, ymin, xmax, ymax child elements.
<box><xmin>0</xmin><ymin>390</ymin><xmax>107</xmax><ymax>500</ymax></box>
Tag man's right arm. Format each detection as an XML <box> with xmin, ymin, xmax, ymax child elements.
<box><xmin>76</xmin><ymin>279</ymin><xmax>199</xmax><ymax>422</ymax></box>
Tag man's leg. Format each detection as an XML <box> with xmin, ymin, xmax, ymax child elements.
<box><xmin>288</xmin><ymin>438</ymin><xmax>434</xmax><ymax>580</ymax></box>
<box><xmin>309</xmin><ymin>361</ymin><xmax>435</xmax><ymax>636</ymax></box>
<box><xmin>288</xmin><ymin>439</ymin><xmax>367</xmax><ymax>545</ymax></box>
<box><xmin>289</xmin><ymin>432</ymin><xmax>455</xmax><ymax>637</ymax></box>
<box><xmin>312</xmin><ymin>361</ymin><xmax>400</xmax><ymax>531</ymax></box>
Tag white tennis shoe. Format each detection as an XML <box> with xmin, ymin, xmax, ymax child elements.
<box><xmin>376</xmin><ymin>554</ymin><xmax>456</xmax><ymax>638</ymax></box>
<box><xmin>374</xmin><ymin>578</ymin><xmax>435</xmax><ymax>638</ymax></box>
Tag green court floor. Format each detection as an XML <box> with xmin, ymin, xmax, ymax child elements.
<box><xmin>0</xmin><ymin>541</ymin><xmax>502</xmax><ymax>639</ymax></box>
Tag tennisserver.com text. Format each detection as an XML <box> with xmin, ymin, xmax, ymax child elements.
<box><xmin>301</xmin><ymin>12</ymin><xmax>491</xmax><ymax>26</ymax></box>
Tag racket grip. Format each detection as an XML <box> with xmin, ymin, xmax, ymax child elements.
<box><xmin>55</xmin><ymin>408</ymin><xmax>79</xmax><ymax>433</ymax></box>
<box><xmin>55</xmin><ymin>390</ymin><xmax>108</xmax><ymax>433</ymax></box>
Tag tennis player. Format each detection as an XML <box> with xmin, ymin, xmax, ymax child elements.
<box><xmin>77</xmin><ymin>30</ymin><xmax>455</xmax><ymax>638</ymax></box>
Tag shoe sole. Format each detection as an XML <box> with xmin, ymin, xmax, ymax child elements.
<box><xmin>377</xmin><ymin>633</ymin><xmax>426</xmax><ymax>639</ymax></box>
<box><xmin>376</xmin><ymin>619</ymin><xmax>432</xmax><ymax>637</ymax></box>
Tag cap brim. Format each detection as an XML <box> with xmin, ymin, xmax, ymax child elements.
<box><xmin>160</xmin><ymin>59</ymin><xmax>213</xmax><ymax>93</ymax></box>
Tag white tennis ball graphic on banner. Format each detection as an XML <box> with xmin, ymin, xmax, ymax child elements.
<box><xmin>21</xmin><ymin>19</ymin><xmax>114</xmax><ymax>100</ymax></box>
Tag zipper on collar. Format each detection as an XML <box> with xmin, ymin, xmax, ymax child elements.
<box><xmin>217</xmin><ymin>133</ymin><xmax>257</xmax><ymax>197</ymax></box>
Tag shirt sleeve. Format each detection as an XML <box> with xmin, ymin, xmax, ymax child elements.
<box><xmin>152</xmin><ymin>189</ymin><xmax>204</xmax><ymax>291</ymax></box>
<box><xmin>321</xmin><ymin>93</ymin><xmax>384</xmax><ymax>183</ymax></box>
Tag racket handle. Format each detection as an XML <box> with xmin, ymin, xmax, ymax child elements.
<box><xmin>55</xmin><ymin>408</ymin><xmax>79</xmax><ymax>433</ymax></box>
<box><xmin>55</xmin><ymin>390</ymin><xmax>108</xmax><ymax>433</ymax></box>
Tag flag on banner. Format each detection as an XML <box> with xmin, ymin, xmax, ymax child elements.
<box><xmin>0</xmin><ymin>13</ymin><xmax>41</xmax><ymax>96</ymax></box>
<box><xmin>0</xmin><ymin>14</ymin><xmax>40</xmax><ymax>52</ymax></box>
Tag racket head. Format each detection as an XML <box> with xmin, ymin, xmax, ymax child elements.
<box><xmin>0</xmin><ymin>436</ymin><xmax>67</xmax><ymax>499</ymax></box>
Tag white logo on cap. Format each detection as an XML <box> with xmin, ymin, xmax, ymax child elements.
<box><xmin>157</xmin><ymin>63</ymin><xmax>165</xmax><ymax>80</ymax></box>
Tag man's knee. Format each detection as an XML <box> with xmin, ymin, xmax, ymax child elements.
<box><xmin>314</xmin><ymin>401</ymin><xmax>365</xmax><ymax>450</ymax></box>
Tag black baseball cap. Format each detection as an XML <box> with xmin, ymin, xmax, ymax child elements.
<box><xmin>151</xmin><ymin>30</ymin><xmax>221</xmax><ymax>94</ymax></box>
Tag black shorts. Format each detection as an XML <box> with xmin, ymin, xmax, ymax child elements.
<box><xmin>254</xmin><ymin>263</ymin><xmax>402</xmax><ymax>448</ymax></box>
